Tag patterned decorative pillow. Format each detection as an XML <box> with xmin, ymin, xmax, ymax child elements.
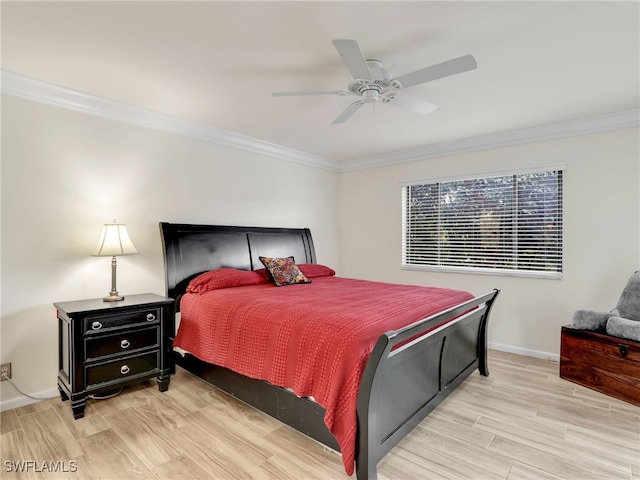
<box><xmin>259</xmin><ymin>256</ymin><xmax>311</xmax><ymax>287</ymax></box>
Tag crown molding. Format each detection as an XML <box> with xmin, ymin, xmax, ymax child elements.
<box><xmin>338</xmin><ymin>109</ymin><xmax>640</xmax><ymax>172</ymax></box>
<box><xmin>2</xmin><ymin>69</ymin><xmax>637</xmax><ymax>173</ymax></box>
<box><xmin>0</xmin><ymin>70</ymin><xmax>340</xmax><ymax>172</ymax></box>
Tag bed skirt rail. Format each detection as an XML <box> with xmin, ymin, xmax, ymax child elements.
<box><xmin>355</xmin><ymin>288</ymin><xmax>500</xmax><ymax>480</ymax></box>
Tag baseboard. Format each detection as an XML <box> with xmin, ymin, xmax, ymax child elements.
<box><xmin>489</xmin><ymin>342</ymin><xmax>559</xmax><ymax>362</ymax></box>
<box><xmin>0</xmin><ymin>388</ymin><xmax>59</xmax><ymax>412</ymax></box>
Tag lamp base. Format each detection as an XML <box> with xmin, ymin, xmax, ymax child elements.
<box><xmin>103</xmin><ymin>293</ymin><xmax>124</xmax><ymax>302</ymax></box>
<box><xmin>102</xmin><ymin>256</ymin><xmax>125</xmax><ymax>302</ymax></box>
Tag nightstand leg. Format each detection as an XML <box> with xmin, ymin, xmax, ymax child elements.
<box><xmin>58</xmin><ymin>385</ymin><xmax>69</xmax><ymax>402</ymax></box>
<box><xmin>157</xmin><ymin>374</ymin><xmax>171</xmax><ymax>392</ymax></box>
<box><xmin>71</xmin><ymin>399</ymin><xmax>86</xmax><ymax>419</ymax></box>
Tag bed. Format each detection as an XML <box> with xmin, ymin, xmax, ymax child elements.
<box><xmin>159</xmin><ymin>222</ymin><xmax>500</xmax><ymax>480</ymax></box>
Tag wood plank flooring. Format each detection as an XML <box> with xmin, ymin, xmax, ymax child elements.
<box><xmin>1</xmin><ymin>350</ymin><xmax>638</xmax><ymax>479</ymax></box>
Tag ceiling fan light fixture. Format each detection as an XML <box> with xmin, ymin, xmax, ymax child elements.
<box><xmin>361</xmin><ymin>90</ymin><xmax>379</xmax><ymax>103</ymax></box>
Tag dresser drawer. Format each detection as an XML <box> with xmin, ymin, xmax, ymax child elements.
<box><xmin>86</xmin><ymin>352</ymin><xmax>159</xmax><ymax>387</ymax></box>
<box><xmin>85</xmin><ymin>326</ymin><xmax>159</xmax><ymax>360</ymax></box>
<box><xmin>84</xmin><ymin>308</ymin><xmax>159</xmax><ymax>334</ymax></box>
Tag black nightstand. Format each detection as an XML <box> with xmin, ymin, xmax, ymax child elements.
<box><xmin>54</xmin><ymin>293</ymin><xmax>175</xmax><ymax>419</ymax></box>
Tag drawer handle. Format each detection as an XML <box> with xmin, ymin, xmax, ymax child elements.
<box><xmin>619</xmin><ymin>344</ymin><xmax>629</xmax><ymax>357</ymax></box>
<box><xmin>146</xmin><ymin>313</ymin><xmax>156</xmax><ymax>321</ymax></box>
<box><xmin>91</xmin><ymin>321</ymin><xmax>102</xmax><ymax>330</ymax></box>
<box><xmin>120</xmin><ymin>339</ymin><xmax>130</xmax><ymax>349</ymax></box>
<box><xmin>120</xmin><ymin>365</ymin><xmax>130</xmax><ymax>375</ymax></box>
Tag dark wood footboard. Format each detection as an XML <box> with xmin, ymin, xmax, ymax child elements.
<box><xmin>356</xmin><ymin>289</ymin><xmax>500</xmax><ymax>480</ymax></box>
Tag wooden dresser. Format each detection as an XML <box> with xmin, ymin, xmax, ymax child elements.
<box><xmin>55</xmin><ymin>293</ymin><xmax>174</xmax><ymax>418</ymax></box>
<box><xmin>560</xmin><ymin>325</ymin><xmax>640</xmax><ymax>406</ymax></box>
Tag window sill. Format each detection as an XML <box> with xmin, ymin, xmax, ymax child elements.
<box><xmin>401</xmin><ymin>264</ymin><xmax>563</xmax><ymax>280</ymax></box>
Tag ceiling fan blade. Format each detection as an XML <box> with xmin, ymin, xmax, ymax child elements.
<box><xmin>392</xmin><ymin>54</ymin><xmax>477</xmax><ymax>89</ymax></box>
<box><xmin>272</xmin><ymin>90</ymin><xmax>349</xmax><ymax>97</ymax></box>
<box><xmin>332</xmin><ymin>39</ymin><xmax>373</xmax><ymax>81</ymax></box>
<box><xmin>383</xmin><ymin>94</ymin><xmax>438</xmax><ymax>115</ymax></box>
<box><xmin>332</xmin><ymin>101</ymin><xmax>364</xmax><ymax>124</ymax></box>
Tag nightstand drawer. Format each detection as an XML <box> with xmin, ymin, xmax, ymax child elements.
<box><xmin>84</xmin><ymin>308</ymin><xmax>159</xmax><ymax>333</ymax></box>
<box><xmin>85</xmin><ymin>326</ymin><xmax>159</xmax><ymax>360</ymax></box>
<box><xmin>86</xmin><ymin>352</ymin><xmax>159</xmax><ymax>387</ymax></box>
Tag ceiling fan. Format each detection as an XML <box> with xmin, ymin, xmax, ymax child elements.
<box><xmin>272</xmin><ymin>39</ymin><xmax>477</xmax><ymax>124</ymax></box>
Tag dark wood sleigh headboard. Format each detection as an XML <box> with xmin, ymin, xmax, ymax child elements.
<box><xmin>159</xmin><ymin>223</ymin><xmax>316</xmax><ymax>302</ymax></box>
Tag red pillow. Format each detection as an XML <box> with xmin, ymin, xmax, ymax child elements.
<box><xmin>297</xmin><ymin>264</ymin><xmax>336</xmax><ymax>278</ymax></box>
<box><xmin>254</xmin><ymin>268</ymin><xmax>271</xmax><ymax>281</ymax></box>
<box><xmin>187</xmin><ymin>268</ymin><xmax>268</xmax><ymax>294</ymax></box>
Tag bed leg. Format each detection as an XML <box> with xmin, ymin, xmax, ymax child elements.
<box><xmin>478</xmin><ymin>288</ymin><xmax>500</xmax><ymax>377</ymax></box>
<box><xmin>355</xmin><ymin>459</ymin><xmax>377</xmax><ymax>480</ymax></box>
<box><xmin>479</xmin><ymin>350</ymin><xmax>490</xmax><ymax>377</ymax></box>
<box><xmin>478</xmin><ymin>316</ymin><xmax>490</xmax><ymax>377</ymax></box>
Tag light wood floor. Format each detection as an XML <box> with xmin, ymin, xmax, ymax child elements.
<box><xmin>1</xmin><ymin>350</ymin><xmax>638</xmax><ymax>479</ymax></box>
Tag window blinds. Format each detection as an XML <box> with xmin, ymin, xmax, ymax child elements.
<box><xmin>403</xmin><ymin>169</ymin><xmax>563</xmax><ymax>277</ymax></box>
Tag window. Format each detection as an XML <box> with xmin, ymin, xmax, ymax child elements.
<box><xmin>402</xmin><ymin>167</ymin><xmax>563</xmax><ymax>278</ymax></box>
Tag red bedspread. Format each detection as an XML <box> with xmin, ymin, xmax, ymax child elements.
<box><xmin>174</xmin><ymin>276</ymin><xmax>473</xmax><ymax>475</ymax></box>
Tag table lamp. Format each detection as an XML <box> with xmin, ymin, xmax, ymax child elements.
<box><xmin>92</xmin><ymin>221</ymin><xmax>139</xmax><ymax>301</ymax></box>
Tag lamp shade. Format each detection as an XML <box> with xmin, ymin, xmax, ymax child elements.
<box><xmin>92</xmin><ymin>223</ymin><xmax>139</xmax><ymax>257</ymax></box>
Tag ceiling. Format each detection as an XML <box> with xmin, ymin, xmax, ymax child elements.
<box><xmin>2</xmin><ymin>1</ymin><xmax>639</xmax><ymax>166</ymax></box>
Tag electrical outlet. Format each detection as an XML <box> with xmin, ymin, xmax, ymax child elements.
<box><xmin>1</xmin><ymin>363</ymin><xmax>11</xmax><ymax>381</ymax></box>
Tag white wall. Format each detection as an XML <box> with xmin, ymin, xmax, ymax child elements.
<box><xmin>338</xmin><ymin>128</ymin><xmax>640</xmax><ymax>359</ymax></box>
<box><xmin>0</xmin><ymin>95</ymin><xmax>339</xmax><ymax>405</ymax></box>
